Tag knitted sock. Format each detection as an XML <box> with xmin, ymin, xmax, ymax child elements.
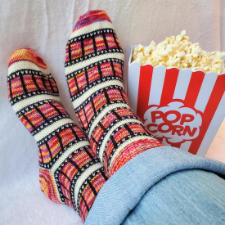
<box><xmin>7</xmin><ymin>48</ymin><xmax>107</xmax><ymax>222</ymax></box>
<box><xmin>65</xmin><ymin>10</ymin><xmax>163</xmax><ymax>177</ymax></box>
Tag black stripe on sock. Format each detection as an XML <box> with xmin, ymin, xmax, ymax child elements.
<box><xmin>32</xmin><ymin>74</ymin><xmax>41</xmax><ymax>91</ymax></box>
<box><xmin>112</xmin><ymin>110</ymin><xmax>121</xmax><ymax>120</ymax></box>
<box><xmin>70</xmin><ymin>127</ymin><xmax>80</xmax><ymax>141</ymax></box>
<box><xmin>91</xmin><ymin>136</ymin><xmax>98</xmax><ymax>145</ymax></box>
<box><xmin>39</xmin><ymin>148</ymin><xmax>44</xmax><ymax>164</ymax></box>
<box><xmin>84</xmin><ymin>111</ymin><xmax>89</xmax><ymax>124</ymax></box>
<box><xmin>102</xmin><ymin>33</ymin><xmax>109</xmax><ymax>50</ymax></box>
<box><xmin>97</xmin><ymin>63</ymin><xmax>103</xmax><ymax>79</ymax></box>
<box><xmin>92</xmin><ymin>36</ymin><xmax>97</xmax><ymax>53</ymax></box>
<box><xmin>48</xmin><ymin>79</ymin><xmax>54</xmax><ymax>92</ymax></box>
<box><xmin>49</xmin><ymin>102</ymin><xmax>62</xmax><ymax>115</ymax></box>
<box><xmin>63</xmin><ymin>195</ymin><xmax>70</xmax><ymax>201</ymax></box>
<box><xmin>87</xmin><ymin>179</ymin><xmax>97</xmax><ymax>196</ymax></box>
<box><xmin>84</xmin><ymin>68</ymin><xmax>89</xmax><ymax>85</ymax></box>
<box><xmin>74</xmin><ymin>76</ymin><xmax>80</xmax><ymax>92</ymax></box>
<box><xmin>20</xmin><ymin>74</ymin><xmax>28</xmax><ymax>95</ymax></box>
<box><xmin>59</xmin><ymin>170</ymin><xmax>71</xmax><ymax>181</ymax></box>
<box><xmin>41</xmin><ymin>76</ymin><xmax>48</xmax><ymax>90</ymax></box>
<box><xmin>68</xmin><ymin>44</ymin><xmax>72</xmax><ymax>61</ymax></box>
<box><xmin>35</xmin><ymin>106</ymin><xmax>48</xmax><ymax>123</ymax></box>
<box><xmin>78</xmin><ymin>110</ymin><xmax>85</xmax><ymax>128</ymax></box>
<box><xmin>52</xmin><ymin>77</ymin><xmax>59</xmax><ymax>92</ymax></box>
<box><xmin>59</xmin><ymin>181</ymin><xmax>69</xmax><ymax>192</ymax></box>
<box><xmin>100</xmin><ymin>170</ymin><xmax>108</xmax><ymax>181</ymax></box>
<box><xmin>55</xmin><ymin>132</ymin><xmax>64</xmax><ymax>151</ymax></box>
<box><xmin>124</xmin><ymin>124</ymin><xmax>134</xmax><ymax>136</ymax></box>
<box><xmin>81</xmin><ymin>40</ymin><xmax>85</xmax><ymax>57</ymax></box>
<box><xmin>111</xmin><ymin>136</ymin><xmax>118</xmax><ymax>149</ymax></box>
<box><xmin>81</xmin><ymin>194</ymin><xmax>90</xmax><ymax>211</ymax></box>
<box><xmin>103</xmin><ymin>89</ymin><xmax>110</xmax><ymax>104</ymax></box>
<box><xmin>99</xmin><ymin>123</ymin><xmax>107</xmax><ymax>132</ymax></box>
<box><xmin>103</xmin><ymin>151</ymin><xmax>108</xmax><ymax>164</ymax></box>
<box><xmin>110</xmin><ymin>60</ymin><xmax>116</xmax><ymax>77</ymax></box>
<box><xmin>112</xmin><ymin>32</ymin><xmax>120</xmax><ymax>49</ymax></box>
<box><xmin>83</xmin><ymin>146</ymin><xmax>94</xmax><ymax>161</ymax></box>
<box><xmin>8</xmin><ymin>79</ymin><xmax>13</xmax><ymax>98</ymax></box>
<box><xmin>68</xmin><ymin>158</ymin><xmax>82</xmax><ymax>173</ymax></box>
<box><xmin>23</xmin><ymin>114</ymin><xmax>36</xmax><ymax>130</ymax></box>
<box><xmin>91</xmin><ymin>99</ymin><xmax>97</xmax><ymax>114</ymax></box>
<box><xmin>46</xmin><ymin>142</ymin><xmax>53</xmax><ymax>160</ymax></box>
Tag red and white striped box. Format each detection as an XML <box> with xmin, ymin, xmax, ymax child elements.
<box><xmin>128</xmin><ymin>47</ymin><xmax>225</xmax><ymax>156</ymax></box>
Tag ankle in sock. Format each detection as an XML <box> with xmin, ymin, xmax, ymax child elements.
<box><xmin>8</xmin><ymin>48</ymin><xmax>107</xmax><ymax>222</ymax></box>
<box><xmin>65</xmin><ymin>10</ymin><xmax>163</xmax><ymax>177</ymax></box>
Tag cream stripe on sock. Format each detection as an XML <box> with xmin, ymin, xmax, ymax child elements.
<box><xmin>34</xmin><ymin>118</ymin><xmax>74</xmax><ymax>142</ymax></box>
<box><xmin>12</xmin><ymin>95</ymin><xmax>60</xmax><ymax>112</ymax></box>
<box><xmin>72</xmin><ymin>79</ymin><xmax>124</xmax><ymax>109</ymax></box>
<box><xmin>8</xmin><ymin>61</ymin><xmax>50</xmax><ymax>75</ymax></box>
<box><xmin>65</xmin><ymin>52</ymin><xmax>124</xmax><ymax>74</ymax></box>
<box><xmin>99</xmin><ymin>118</ymin><xmax>142</xmax><ymax>161</ymax></box>
<box><xmin>88</xmin><ymin>103</ymin><xmax>130</xmax><ymax>138</ymax></box>
<box><xmin>70</xmin><ymin>21</ymin><xmax>114</xmax><ymax>39</ymax></box>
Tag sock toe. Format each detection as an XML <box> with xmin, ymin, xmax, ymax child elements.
<box><xmin>73</xmin><ymin>10</ymin><xmax>112</xmax><ymax>32</ymax></box>
<box><xmin>8</xmin><ymin>48</ymin><xmax>49</xmax><ymax>77</ymax></box>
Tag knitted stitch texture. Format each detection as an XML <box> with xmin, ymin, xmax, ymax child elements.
<box><xmin>7</xmin><ymin>48</ymin><xmax>107</xmax><ymax>222</ymax></box>
<box><xmin>65</xmin><ymin>10</ymin><xmax>163</xmax><ymax>177</ymax></box>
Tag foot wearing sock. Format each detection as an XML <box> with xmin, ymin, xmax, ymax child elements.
<box><xmin>65</xmin><ymin>10</ymin><xmax>163</xmax><ymax>177</ymax></box>
<box><xmin>8</xmin><ymin>48</ymin><xmax>107</xmax><ymax>222</ymax></box>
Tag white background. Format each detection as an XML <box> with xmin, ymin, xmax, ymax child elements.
<box><xmin>0</xmin><ymin>0</ymin><xmax>225</xmax><ymax>224</ymax></box>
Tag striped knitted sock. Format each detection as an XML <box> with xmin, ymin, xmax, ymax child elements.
<box><xmin>7</xmin><ymin>48</ymin><xmax>107</xmax><ymax>222</ymax></box>
<box><xmin>65</xmin><ymin>10</ymin><xmax>163</xmax><ymax>178</ymax></box>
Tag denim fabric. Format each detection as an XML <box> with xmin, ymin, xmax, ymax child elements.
<box><xmin>123</xmin><ymin>169</ymin><xmax>225</xmax><ymax>225</ymax></box>
<box><xmin>85</xmin><ymin>146</ymin><xmax>225</xmax><ymax>225</ymax></box>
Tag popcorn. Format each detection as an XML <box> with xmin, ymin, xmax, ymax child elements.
<box><xmin>132</xmin><ymin>30</ymin><xmax>225</xmax><ymax>74</ymax></box>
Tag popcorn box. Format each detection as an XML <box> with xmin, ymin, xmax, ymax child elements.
<box><xmin>128</xmin><ymin>46</ymin><xmax>225</xmax><ymax>156</ymax></box>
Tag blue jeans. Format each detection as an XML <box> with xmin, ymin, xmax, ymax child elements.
<box><xmin>85</xmin><ymin>147</ymin><xmax>225</xmax><ymax>225</ymax></box>
<box><xmin>123</xmin><ymin>169</ymin><xmax>225</xmax><ymax>225</ymax></box>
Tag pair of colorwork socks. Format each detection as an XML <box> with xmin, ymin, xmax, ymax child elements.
<box><xmin>7</xmin><ymin>10</ymin><xmax>163</xmax><ymax>222</ymax></box>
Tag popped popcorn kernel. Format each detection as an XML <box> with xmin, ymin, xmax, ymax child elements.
<box><xmin>132</xmin><ymin>30</ymin><xmax>225</xmax><ymax>74</ymax></box>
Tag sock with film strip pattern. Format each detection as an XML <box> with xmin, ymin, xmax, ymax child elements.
<box><xmin>65</xmin><ymin>10</ymin><xmax>163</xmax><ymax>178</ymax></box>
<box><xmin>7</xmin><ymin>48</ymin><xmax>107</xmax><ymax>222</ymax></box>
